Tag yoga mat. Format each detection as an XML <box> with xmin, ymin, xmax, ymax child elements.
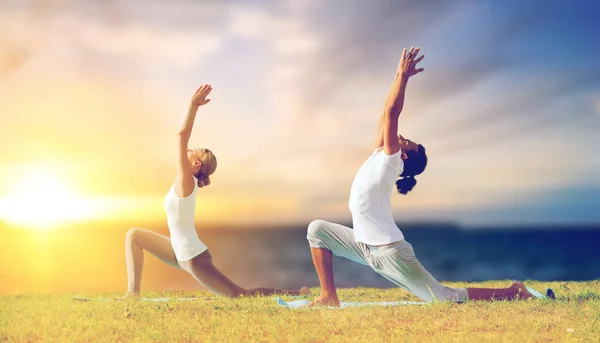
<box><xmin>73</xmin><ymin>297</ymin><xmax>211</xmax><ymax>302</ymax></box>
<box><xmin>526</xmin><ymin>286</ymin><xmax>555</xmax><ymax>299</ymax></box>
<box><xmin>275</xmin><ymin>298</ymin><xmax>427</xmax><ymax>308</ymax></box>
<box><xmin>276</xmin><ymin>287</ymin><xmax>554</xmax><ymax>308</ymax></box>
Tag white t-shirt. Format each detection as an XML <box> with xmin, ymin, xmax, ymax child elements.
<box><xmin>349</xmin><ymin>148</ymin><xmax>405</xmax><ymax>245</ymax></box>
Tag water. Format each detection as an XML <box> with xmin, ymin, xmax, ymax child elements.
<box><xmin>3</xmin><ymin>223</ymin><xmax>598</xmax><ymax>294</ymax></box>
<box><xmin>198</xmin><ymin>224</ymin><xmax>600</xmax><ymax>290</ymax></box>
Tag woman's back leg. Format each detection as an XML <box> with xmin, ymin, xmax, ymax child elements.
<box><xmin>181</xmin><ymin>251</ymin><xmax>306</xmax><ymax>298</ymax></box>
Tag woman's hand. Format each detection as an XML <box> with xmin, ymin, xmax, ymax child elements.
<box><xmin>191</xmin><ymin>84</ymin><xmax>213</xmax><ymax>107</ymax></box>
<box><xmin>397</xmin><ymin>47</ymin><xmax>424</xmax><ymax>79</ymax></box>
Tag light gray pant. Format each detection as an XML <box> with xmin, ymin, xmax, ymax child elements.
<box><xmin>307</xmin><ymin>220</ymin><xmax>468</xmax><ymax>302</ymax></box>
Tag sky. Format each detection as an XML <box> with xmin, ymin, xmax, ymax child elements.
<box><xmin>1</xmin><ymin>0</ymin><xmax>600</xmax><ymax>229</ymax></box>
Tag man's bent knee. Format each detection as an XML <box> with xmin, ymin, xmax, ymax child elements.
<box><xmin>307</xmin><ymin>219</ymin><xmax>327</xmax><ymax>238</ymax></box>
<box><xmin>307</xmin><ymin>220</ymin><xmax>330</xmax><ymax>249</ymax></box>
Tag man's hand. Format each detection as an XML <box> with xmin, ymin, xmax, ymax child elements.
<box><xmin>397</xmin><ymin>47</ymin><xmax>425</xmax><ymax>78</ymax></box>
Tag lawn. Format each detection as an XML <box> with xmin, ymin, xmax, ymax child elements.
<box><xmin>1</xmin><ymin>281</ymin><xmax>599</xmax><ymax>342</ymax></box>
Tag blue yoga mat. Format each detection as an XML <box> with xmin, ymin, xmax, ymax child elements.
<box><xmin>526</xmin><ymin>287</ymin><xmax>543</xmax><ymax>299</ymax></box>
<box><xmin>275</xmin><ymin>298</ymin><xmax>427</xmax><ymax>308</ymax></box>
<box><xmin>73</xmin><ymin>297</ymin><xmax>209</xmax><ymax>302</ymax></box>
<box><xmin>275</xmin><ymin>286</ymin><xmax>551</xmax><ymax>308</ymax></box>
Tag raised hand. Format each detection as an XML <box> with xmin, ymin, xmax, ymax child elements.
<box><xmin>397</xmin><ymin>47</ymin><xmax>425</xmax><ymax>78</ymax></box>
<box><xmin>191</xmin><ymin>84</ymin><xmax>213</xmax><ymax>107</ymax></box>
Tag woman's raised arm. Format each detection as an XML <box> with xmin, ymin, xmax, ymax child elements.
<box><xmin>176</xmin><ymin>84</ymin><xmax>212</xmax><ymax>197</ymax></box>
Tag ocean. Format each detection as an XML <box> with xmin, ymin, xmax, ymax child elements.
<box><xmin>2</xmin><ymin>223</ymin><xmax>599</xmax><ymax>294</ymax></box>
<box><xmin>197</xmin><ymin>224</ymin><xmax>600</xmax><ymax>290</ymax></box>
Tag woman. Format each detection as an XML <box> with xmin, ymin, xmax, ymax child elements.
<box><xmin>306</xmin><ymin>47</ymin><xmax>539</xmax><ymax>306</ymax></box>
<box><xmin>124</xmin><ymin>84</ymin><xmax>308</xmax><ymax>298</ymax></box>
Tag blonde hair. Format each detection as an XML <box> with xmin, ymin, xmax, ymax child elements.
<box><xmin>195</xmin><ymin>149</ymin><xmax>217</xmax><ymax>188</ymax></box>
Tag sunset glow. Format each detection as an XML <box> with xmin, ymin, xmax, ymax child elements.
<box><xmin>0</xmin><ymin>0</ymin><xmax>598</xmax><ymax>298</ymax></box>
<box><xmin>0</xmin><ymin>0</ymin><xmax>598</xmax><ymax>231</ymax></box>
<box><xmin>0</xmin><ymin>168</ymin><xmax>105</xmax><ymax>229</ymax></box>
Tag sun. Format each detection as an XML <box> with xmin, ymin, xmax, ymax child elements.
<box><xmin>0</xmin><ymin>168</ymin><xmax>99</xmax><ymax>230</ymax></box>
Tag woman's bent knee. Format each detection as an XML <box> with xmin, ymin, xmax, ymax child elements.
<box><xmin>125</xmin><ymin>227</ymin><xmax>143</xmax><ymax>244</ymax></box>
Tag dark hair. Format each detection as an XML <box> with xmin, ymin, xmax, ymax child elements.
<box><xmin>396</xmin><ymin>144</ymin><xmax>427</xmax><ymax>195</ymax></box>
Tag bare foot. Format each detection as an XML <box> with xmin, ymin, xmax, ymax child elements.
<box><xmin>510</xmin><ymin>281</ymin><xmax>534</xmax><ymax>300</ymax></box>
<box><xmin>307</xmin><ymin>294</ymin><xmax>340</xmax><ymax>307</ymax></box>
<box><xmin>299</xmin><ymin>287</ymin><xmax>311</xmax><ymax>296</ymax></box>
<box><xmin>121</xmin><ymin>292</ymin><xmax>140</xmax><ymax>300</ymax></box>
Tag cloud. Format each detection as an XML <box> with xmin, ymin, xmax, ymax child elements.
<box><xmin>423</xmin><ymin>68</ymin><xmax>600</xmax><ymax>152</ymax></box>
<box><xmin>0</xmin><ymin>6</ymin><xmax>40</xmax><ymax>77</ymax></box>
<box><xmin>228</xmin><ymin>5</ymin><xmax>321</xmax><ymax>57</ymax></box>
<box><xmin>75</xmin><ymin>23</ymin><xmax>222</xmax><ymax>69</ymax></box>
<box><xmin>286</xmin><ymin>1</ymin><xmax>456</xmax><ymax>117</ymax></box>
<box><xmin>228</xmin><ymin>7</ymin><xmax>275</xmax><ymax>40</ymax></box>
<box><xmin>265</xmin><ymin>0</ymin><xmax>600</xmax><ymax>153</ymax></box>
<box><xmin>0</xmin><ymin>0</ymin><xmax>225</xmax><ymax>80</ymax></box>
<box><xmin>256</xmin><ymin>1</ymin><xmax>536</xmax><ymax>150</ymax></box>
<box><xmin>2</xmin><ymin>0</ymin><xmax>599</xmax><ymax>226</ymax></box>
<box><xmin>0</xmin><ymin>41</ymin><xmax>30</xmax><ymax>77</ymax></box>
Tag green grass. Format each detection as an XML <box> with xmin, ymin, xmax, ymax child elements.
<box><xmin>2</xmin><ymin>281</ymin><xmax>599</xmax><ymax>342</ymax></box>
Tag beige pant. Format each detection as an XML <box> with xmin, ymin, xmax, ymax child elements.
<box><xmin>125</xmin><ymin>227</ymin><xmax>295</xmax><ymax>297</ymax></box>
<box><xmin>307</xmin><ymin>220</ymin><xmax>468</xmax><ymax>302</ymax></box>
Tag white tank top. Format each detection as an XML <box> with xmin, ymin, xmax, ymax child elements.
<box><xmin>349</xmin><ymin>148</ymin><xmax>405</xmax><ymax>245</ymax></box>
<box><xmin>163</xmin><ymin>176</ymin><xmax>208</xmax><ymax>261</ymax></box>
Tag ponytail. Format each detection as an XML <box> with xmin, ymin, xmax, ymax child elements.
<box><xmin>396</xmin><ymin>176</ymin><xmax>417</xmax><ymax>195</ymax></box>
<box><xmin>396</xmin><ymin>144</ymin><xmax>427</xmax><ymax>195</ymax></box>
<box><xmin>196</xmin><ymin>174</ymin><xmax>211</xmax><ymax>188</ymax></box>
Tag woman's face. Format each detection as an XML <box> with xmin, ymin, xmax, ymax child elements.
<box><xmin>187</xmin><ymin>148</ymin><xmax>207</xmax><ymax>165</ymax></box>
